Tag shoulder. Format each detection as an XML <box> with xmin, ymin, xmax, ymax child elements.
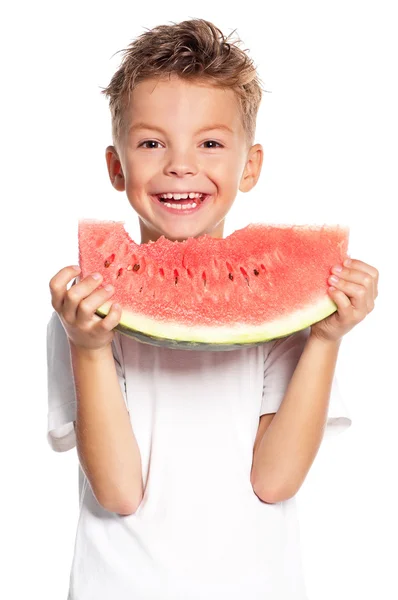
<box><xmin>263</xmin><ymin>327</ymin><xmax>310</xmax><ymax>366</ymax></box>
<box><xmin>269</xmin><ymin>327</ymin><xmax>310</xmax><ymax>352</ymax></box>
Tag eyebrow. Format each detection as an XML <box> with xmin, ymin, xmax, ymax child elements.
<box><xmin>129</xmin><ymin>122</ymin><xmax>234</xmax><ymax>135</ymax></box>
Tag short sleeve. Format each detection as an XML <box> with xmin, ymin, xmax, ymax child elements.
<box><xmin>46</xmin><ymin>311</ymin><xmax>128</xmax><ymax>452</ymax></box>
<box><xmin>261</xmin><ymin>327</ymin><xmax>352</xmax><ymax>440</ymax></box>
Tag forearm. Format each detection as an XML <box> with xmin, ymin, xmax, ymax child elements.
<box><xmin>251</xmin><ymin>333</ymin><xmax>342</xmax><ymax>502</ymax></box>
<box><xmin>70</xmin><ymin>342</ymin><xmax>143</xmax><ymax>514</ymax></box>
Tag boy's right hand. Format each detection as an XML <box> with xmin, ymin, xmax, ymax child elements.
<box><xmin>49</xmin><ymin>266</ymin><xmax>122</xmax><ymax>352</ymax></box>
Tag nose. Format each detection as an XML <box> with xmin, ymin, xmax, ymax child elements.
<box><xmin>164</xmin><ymin>149</ymin><xmax>197</xmax><ymax>177</ymax></box>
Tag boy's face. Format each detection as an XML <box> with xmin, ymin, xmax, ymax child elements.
<box><xmin>106</xmin><ymin>75</ymin><xmax>263</xmax><ymax>243</ymax></box>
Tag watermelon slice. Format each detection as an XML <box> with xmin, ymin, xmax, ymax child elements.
<box><xmin>77</xmin><ymin>220</ymin><xmax>350</xmax><ymax>351</ymax></box>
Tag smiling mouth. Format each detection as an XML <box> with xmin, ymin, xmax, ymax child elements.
<box><xmin>156</xmin><ymin>193</ymin><xmax>206</xmax><ymax>203</ymax></box>
<box><xmin>151</xmin><ymin>193</ymin><xmax>211</xmax><ymax>212</ymax></box>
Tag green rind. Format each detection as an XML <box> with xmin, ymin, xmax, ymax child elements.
<box><xmin>95</xmin><ymin>294</ymin><xmax>337</xmax><ymax>351</ymax></box>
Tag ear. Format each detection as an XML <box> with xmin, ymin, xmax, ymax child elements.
<box><xmin>105</xmin><ymin>145</ymin><xmax>125</xmax><ymax>192</ymax></box>
<box><xmin>239</xmin><ymin>144</ymin><xmax>263</xmax><ymax>193</ymax></box>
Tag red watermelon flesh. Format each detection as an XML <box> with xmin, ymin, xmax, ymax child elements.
<box><xmin>77</xmin><ymin>220</ymin><xmax>350</xmax><ymax>350</ymax></box>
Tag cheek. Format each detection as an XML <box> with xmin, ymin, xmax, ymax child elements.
<box><xmin>125</xmin><ymin>159</ymin><xmax>155</xmax><ymax>187</ymax></box>
<box><xmin>218</xmin><ymin>161</ymin><xmax>243</xmax><ymax>191</ymax></box>
<box><xmin>205</xmin><ymin>153</ymin><xmax>240</xmax><ymax>180</ymax></box>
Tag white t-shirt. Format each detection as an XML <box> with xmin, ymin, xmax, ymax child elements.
<box><xmin>46</xmin><ymin>310</ymin><xmax>351</xmax><ymax>600</ymax></box>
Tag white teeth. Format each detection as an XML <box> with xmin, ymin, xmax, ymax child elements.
<box><xmin>159</xmin><ymin>192</ymin><xmax>204</xmax><ymax>200</ymax></box>
<box><xmin>162</xmin><ymin>202</ymin><xmax>198</xmax><ymax>210</ymax></box>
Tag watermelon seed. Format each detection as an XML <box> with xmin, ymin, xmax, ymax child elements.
<box><xmin>174</xmin><ymin>269</ymin><xmax>179</xmax><ymax>285</ymax></box>
<box><xmin>104</xmin><ymin>253</ymin><xmax>115</xmax><ymax>268</ymax></box>
<box><xmin>202</xmin><ymin>271</ymin><xmax>207</xmax><ymax>287</ymax></box>
<box><xmin>127</xmin><ymin>265</ymin><xmax>133</xmax><ymax>271</ymax></box>
<box><xmin>229</xmin><ymin>273</ymin><xmax>234</xmax><ymax>281</ymax></box>
<box><xmin>253</xmin><ymin>269</ymin><xmax>259</xmax><ymax>276</ymax></box>
<box><xmin>240</xmin><ymin>267</ymin><xmax>250</xmax><ymax>286</ymax></box>
<box><xmin>116</xmin><ymin>268</ymin><xmax>123</xmax><ymax>278</ymax></box>
<box><xmin>139</xmin><ymin>286</ymin><xmax>143</xmax><ymax>293</ymax></box>
<box><xmin>133</xmin><ymin>263</ymin><xmax>140</xmax><ymax>272</ymax></box>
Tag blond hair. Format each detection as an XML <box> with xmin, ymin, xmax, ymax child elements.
<box><xmin>100</xmin><ymin>18</ymin><xmax>266</xmax><ymax>150</ymax></box>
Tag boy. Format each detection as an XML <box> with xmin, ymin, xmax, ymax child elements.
<box><xmin>47</xmin><ymin>18</ymin><xmax>378</xmax><ymax>600</ymax></box>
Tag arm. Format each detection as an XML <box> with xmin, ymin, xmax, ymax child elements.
<box><xmin>70</xmin><ymin>342</ymin><xmax>144</xmax><ymax>515</ymax></box>
<box><xmin>250</xmin><ymin>333</ymin><xmax>342</xmax><ymax>504</ymax></box>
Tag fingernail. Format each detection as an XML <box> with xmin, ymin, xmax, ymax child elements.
<box><xmin>344</xmin><ymin>258</ymin><xmax>352</xmax><ymax>266</ymax></box>
<box><xmin>92</xmin><ymin>273</ymin><xmax>102</xmax><ymax>280</ymax></box>
<box><xmin>72</xmin><ymin>265</ymin><xmax>81</xmax><ymax>271</ymax></box>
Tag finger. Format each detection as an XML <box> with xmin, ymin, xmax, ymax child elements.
<box><xmin>329</xmin><ymin>267</ymin><xmax>374</xmax><ymax>311</ymax></box>
<box><xmin>75</xmin><ymin>282</ymin><xmax>116</xmax><ymax>326</ymax></box>
<box><xmin>49</xmin><ymin>265</ymin><xmax>81</xmax><ymax>313</ymax></box>
<box><xmin>345</xmin><ymin>259</ymin><xmax>379</xmax><ymax>280</ymax></box>
<box><xmin>328</xmin><ymin>286</ymin><xmax>352</xmax><ymax>314</ymax></box>
<box><xmin>329</xmin><ymin>278</ymin><xmax>368</xmax><ymax>312</ymax></box>
<box><xmin>344</xmin><ymin>259</ymin><xmax>379</xmax><ymax>298</ymax></box>
<box><xmin>331</xmin><ymin>266</ymin><xmax>374</xmax><ymax>289</ymax></box>
<box><xmin>63</xmin><ymin>272</ymin><xmax>105</xmax><ymax>324</ymax></box>
<box><xmin>95</xmin><ymin>302</ymin><xmax>122</xmax><ymax>333</ymax></box>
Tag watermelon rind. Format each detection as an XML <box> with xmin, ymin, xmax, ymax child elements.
<box><xmin>95</xmin><ymin>293</ymin><xmax>337</xmax><ymax>351</ymax></box>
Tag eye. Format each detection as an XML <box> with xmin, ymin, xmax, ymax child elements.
<box><xmin>139</xmin><ymin>140</ymin><xmax>162</xmax><ymax>149</ymax></box>
<box><xmin>202</xmin><ymin>140</ymin><xmax>223</xmax><ymax>149</ymax></box>
<box><xmin>138</xmin><ymin>139</ymin><xmax>223</xmax><ymax>149</ymax></box>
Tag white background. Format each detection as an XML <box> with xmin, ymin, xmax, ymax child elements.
<box><xmin>1</xmin><ymin>1</ymin><xmax>397</xmax><ymax>598</ymax></box>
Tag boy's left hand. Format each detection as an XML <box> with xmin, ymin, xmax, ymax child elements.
<box><xmin>310</xmin><ymin>259</ymin><xmax>379</xmax><ymax>343</ymax></box>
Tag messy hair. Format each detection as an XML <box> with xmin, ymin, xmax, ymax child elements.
<box><xmin>100</xmin><ymin>18</ymin><xmax>265</xmax><ymax>150</ymax></box>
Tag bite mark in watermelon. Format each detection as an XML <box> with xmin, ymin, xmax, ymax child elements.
<box><xmin>77</xmin><ymin>220</ymin><xmax>350</xmax><ymax>351</ymax></box>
